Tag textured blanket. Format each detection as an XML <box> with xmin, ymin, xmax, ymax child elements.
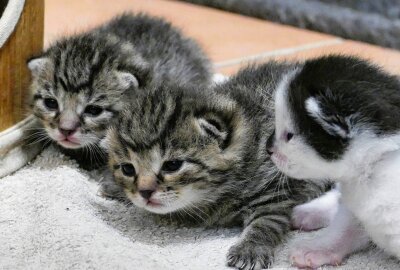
<box><xmin>179</xmin><ymin>0</ymin><xmax>400</xmax><ymax>50</ymax></box>
<box><xmin>1</xmin><ymin>146</ymin><xmax>399</xmax><ymax>269</ymax></box>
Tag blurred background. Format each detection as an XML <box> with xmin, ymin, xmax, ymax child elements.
<box><xmin>181</xmin><ymin>0</ymin><xmax>400</xmax><ymax>49</ymax></box>
<box><xmin>1</xmin><ymin>0</ymin><xmax>400</xmax><ymax>132</ymax></box>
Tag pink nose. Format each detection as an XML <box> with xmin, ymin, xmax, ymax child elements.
<box><xmin>59</xmin><ymin>116</ymin><xmax>80</xmax><ymax>138</ymax></box>
<box><xmin>59</xmin><ymin>128</ymin><xmax>77</xmax><ymax>137</ymax></box>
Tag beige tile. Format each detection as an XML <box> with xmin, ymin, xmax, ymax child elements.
<box><xmin>44</xmin><ymin>0</ymin><xmax>336</xmax><ymax>63</ymax></box>
<box><xmin>216</xmin><ymin>64</ymin><xmax>245</xmax><ymax>75</ymax></box>
<box><xmin>217</xmin><ymin>41</ymin><xmax>400</xmax><ymax>76</ymax></box>
<box><xmin>276</xmin><ymin>40</ymin><xmax>400</xmax><ymax>74</ymax></box>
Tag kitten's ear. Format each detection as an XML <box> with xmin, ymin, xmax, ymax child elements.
<box><xmin>115</xmin><ymin>71</ymin><xmax>139</xmax><ymax>89</ymax></box>
<box><xmin>305</xmin><ymin>97</ymin><xmax>350</xmax><ymax>138</ymax></box>
<box><xmin>196</xmin><ymin>115</ymin><xmax>229</xmax><ymax>145</ymax></box>
<box><xmin>27</xmin><ymin>57</ymin><xmax>51</xmax><ymax>75</ymax></box>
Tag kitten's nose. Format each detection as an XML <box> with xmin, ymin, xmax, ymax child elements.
<box><xmin>139</xmin><ymin>189</ymin><xmax>155</xmax><ymax>200</ymax></box>
<box><xmin>59</xmin><ymin>128</ymin><xmax>77</xmax><ymax>137</ymax></box>
<box><xmin>267</xmin><ymin>148</ymin><xmax>274</xmax><ymax>155</ymax></box>
<box><xmin>59</xmin><ymin>111</ymin><xmax>80</xmax><ymax>137</ymax></box>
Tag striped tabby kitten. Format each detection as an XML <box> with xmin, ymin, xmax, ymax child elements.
<box><xmin>104</xmin><ymin>62</ymin><xmax>328</xmax><ymax>270</ymax></box>
<box><xmin>27</xmin><ymin>13</ymin><xmax>211</xmax><ymax>168</ymax></box>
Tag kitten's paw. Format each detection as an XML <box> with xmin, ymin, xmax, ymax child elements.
<box><xmin>290</xmin><ymin>247</ymin><xmax>343</xmax><ymax>269</ymax></box>
<box><xmin>98</xmin><ymin>181</ymin><xmax>127</xmax><ymax>202</ymax></box>
<box><xmin>227</xmin><ymin>242</ymin><xmax>273</xmax><ymax>270</ymax></box>
<box><xmin>291</xmin><ymin>204</ymin><xmax>330</xmax><ymax>231</ymax></box>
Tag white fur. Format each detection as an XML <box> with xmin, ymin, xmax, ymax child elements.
<box><xmin>292</xmin><ymin>186</ymin><xmax>340</xmax><ymax>231</ymax></box>
<box><xmin>340</xmin><ymin>151</ymin><xmax>400</xmax><ymax>259</ymax></box>
<box><xmin>272</xmin><ymin>72</ymin><xmax>400</xmax><ymax>265</ymax></box>
<box><xmin>274</xmin><ymin>68</ymin><xmax>299</xmax><ymax>144</ymax></box>
<box><xmin>291</xmin><ymin>203</ymin><xmax>370</xmax><ymax>268</ymax></box>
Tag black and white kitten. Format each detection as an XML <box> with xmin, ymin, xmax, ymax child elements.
<box><xmin>28</xmin><ymin>13</ymin><xmax>211</xmax><ymax>168</ymax></box>
<box><xmin>267</xmin><ymin>55</ymin><xmax>400</xmax><ymax>268</ymax></box>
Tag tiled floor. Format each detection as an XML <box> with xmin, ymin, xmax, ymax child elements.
<box><xmin>44</xmin><ymin>0</ymin><xmax>400</xmax><ymax>75</ymax></box>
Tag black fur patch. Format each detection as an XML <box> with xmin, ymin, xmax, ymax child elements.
<box><xmin>288</xmin><ymin>55</ymin><xmax>400</xmax><ymax>160</ymax></box>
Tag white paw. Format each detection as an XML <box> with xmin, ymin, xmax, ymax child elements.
<box><xmin>290</xmin><ymin>247</ymin><xmax>343</xmax><ymax>269</ymax></box>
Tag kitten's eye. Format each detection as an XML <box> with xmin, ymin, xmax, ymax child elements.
<box><xmin>121</xmin><ymin>163</ymin><xmax>136</xmax><ymax>177</ymax></box>
<box><xmin>161</xmin><ymin>160</ymin><xmax>184</xmax><ymax>173</ymax></box>
<box><xmin>43</xmin><ymin>98</ymin><xmax>58</xmax><ymax>110</ymax></box>
<box><xmin>286</xmin><ymin>132</ymin><xmax>294</xmax><ymax>142</ymax></box>
<box><xmin>84</xmin><ymin>105</ymin><xmax>103</xmax><ymax>116</ymax></box>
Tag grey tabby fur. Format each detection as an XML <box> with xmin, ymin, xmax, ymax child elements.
<box><xmin>105</xmin><ymin>61</ymin><xmax>329</xmax><ymax>270</ymax></box>
<box><xmin>27</xmin><ymin>13</ymin><xmax>212</xmax><ymax>169</ymax></box>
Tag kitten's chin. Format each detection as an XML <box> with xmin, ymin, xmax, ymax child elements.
<box><xmin>125</xmin><ymin>186</ymin><xmax>205</xmax><ymax>215</ymax></box>
<box><xmin>127</xmin><ymin>194</ymin><xmax>179</xmax><ymax>215</ymax></box>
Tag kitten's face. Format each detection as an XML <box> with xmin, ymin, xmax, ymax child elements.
<box><xmin>268</xmin><ymin>57</ymin><xmax>400</xmax><ymax>182</ymax></box>
<box><xmin>267</xmin><ymin>66</ymin><xmax>351</xmax><ymax>181</ymax></box>
<box><xmin>28</xmin><ymin>35</ymin><xmax>149</xmax><ymax>149</ymax></box>
<box><xmin>106</xmin><ymin>89</ymin><xmax>243</xmax><ymax>214</ymax></box>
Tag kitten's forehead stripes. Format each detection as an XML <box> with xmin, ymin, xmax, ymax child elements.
<box><xmin>50</xmin><ymin>38</ymin><xmax>114</xmax><ymax>95</ymax></box>
<box><xmin>158</xmin><ymin>96</ymin><xmax>182</xmax><ymax>151</ymax></box>
<box><xmin>118</xmin><ymin>94</ymin><xmax>184</xmax><ymax>152</ymax></box>
<box><xmin>116</xmin><ymin>133</ymin><xmax>131</xmax><ymax>157</ymax></box>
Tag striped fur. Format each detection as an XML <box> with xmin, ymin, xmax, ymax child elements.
<box><xmin>27</xmin><ymin>13</ymin><xmax>212</xmax><ymax>169</ymax></box>
<box><xmin>106</xmin><ymin>61</ymin><xmax>329</xmax><ymax>270</ymax></box>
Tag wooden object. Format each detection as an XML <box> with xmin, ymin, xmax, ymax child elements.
<box><xmin>0</xmin><ymin>0</ymin><xmax>44</xmax><ymax>131</ymax></box>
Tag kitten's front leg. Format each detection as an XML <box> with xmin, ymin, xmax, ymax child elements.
<box><xmin>292</xmin><ymin>186</ymin><xmax>340</xmax><ymax>231</ymax></box>
<box><xmin>290</xmin><ymin>203</ymin><xmax>370</xmax><ymax>269</ymax></box>
<box><xmin>98</xmin><ymin>168</ymin><xmax>127</xmax><ymax>202</ymax></box>
<box><xmin>227</xmin><ymin>212</ymin><xmax>290</xmax><ymax>270</ymax></box>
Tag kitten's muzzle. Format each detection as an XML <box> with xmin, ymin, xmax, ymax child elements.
<box><xmin>137</xmin><ymin>175</ymin><xmax>158</xmax><ymax>200</ymax></box>
<box><xmin>57</xmin><ymin>114</ymin><xmax>81</xmax><ymax>144</ymax></box>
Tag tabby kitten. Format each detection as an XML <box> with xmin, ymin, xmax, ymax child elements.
<box><xmin>104</xmin><ymin>62</ymin><xmax>328</xmax><ymax>270</ymax></box>
<box><xmin>28</xmin><ymin>13</ymin><xmax>211</xmax><ymax>168</ymax></box>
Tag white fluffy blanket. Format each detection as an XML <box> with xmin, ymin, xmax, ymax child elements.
<box><xmin>1</xmin><ymin>147</ymin><xmax>398</xmax><ymax>270</ymax></box>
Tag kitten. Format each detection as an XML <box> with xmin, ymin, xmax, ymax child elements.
<box><xmin>28</xmin><ymin>13</ymin><xmax>212</xmax><ymax>168</ymax></box>
<box><xmin>267</xmin><ymin>55</ymin><xmax>400</xmax><ymax>268</ymax></box>
<box><xmin>104</xmin><ymin>62</ymin><xmax>329</xmax><ymax>270</ymax></box>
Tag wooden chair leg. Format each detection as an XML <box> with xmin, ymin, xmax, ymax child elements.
<box><xmin>0</xmin><ymin>0</ymin><xmax>44</xmax><ymax>131</ymax></box>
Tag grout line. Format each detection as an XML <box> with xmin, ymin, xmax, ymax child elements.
<box><xmin>214</xmin><ymin>38</ymin><xmax>344</xmax><ymax>68</ymax></box>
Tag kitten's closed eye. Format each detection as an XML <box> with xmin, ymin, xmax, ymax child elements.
<box><xmin>84</xmin><ymin>105</ymin><xmax>104</xmax><ymax>117</ymax></box>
